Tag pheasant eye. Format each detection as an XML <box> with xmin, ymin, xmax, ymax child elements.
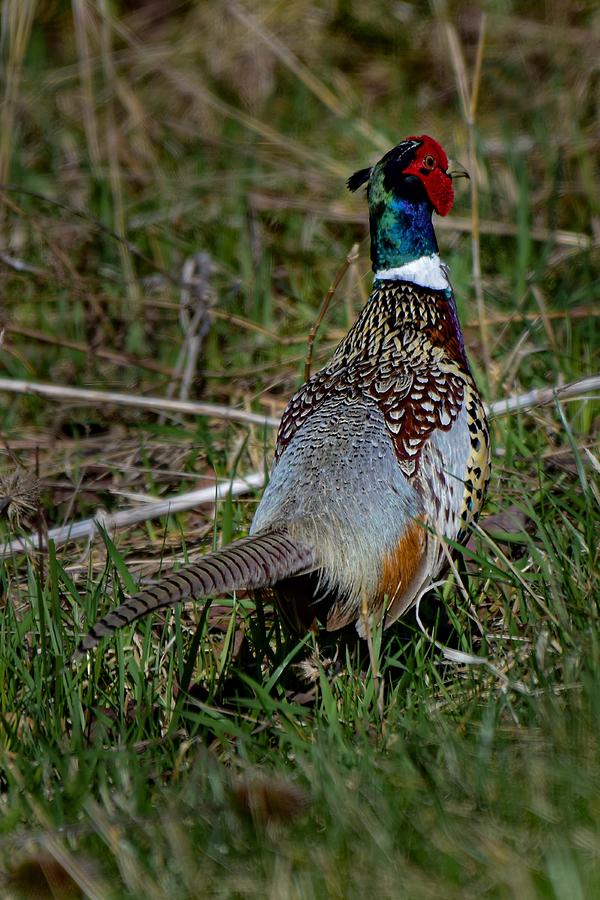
<box><xmin>422</xmin><ymin>155</ymin><xmax>436</xmax><ymax>171</ymax></box>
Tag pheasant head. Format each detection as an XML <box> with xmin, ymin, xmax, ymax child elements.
<box><xmin>348</xmin><ymin>135</ymin><xmax>462</xmax><ymax>275</ymax></box>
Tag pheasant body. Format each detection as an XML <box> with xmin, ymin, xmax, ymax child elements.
<box><xmin>79</xmin><ymin>134</ymin><xmax>490</xmax><ymax>654</ymax></box>
<box><xmin>253</xmin><ymin>280</ymin><xmax>490</xmax><ymax>631</ymax></box>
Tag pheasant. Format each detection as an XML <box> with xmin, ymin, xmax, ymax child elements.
<box><xmin>78</xmin><ymin>135</ymin><xmax>490</xmax><ymax>653</ymax></box>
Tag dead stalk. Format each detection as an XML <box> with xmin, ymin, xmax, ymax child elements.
<box><xmin>441</xmin><ymin>10</ymin><xmax>491</xmax><ymax>385</ymax></box>
<box><xmin>0</xmin><ymin>373</ymin><xmax>598</xmax><ymax>432</ymax></box>
<box><xmin>0</xmin><ymin>378</ymin><xmax>281</xmax><ymax>428</ymax></box>
<box><xmin>468</xmin><ymin>16</ymin><xmax>491</xmax><ymax>386</ymax></box>
<box><xmin>98</xmin><ymin>0</ymin><xmax>141</xmax><ymax>317</ymax></box>
<box><xmin>304</xmin><ymin>245</ymin><xmax>358</xmax><ymax>381</ymax></box>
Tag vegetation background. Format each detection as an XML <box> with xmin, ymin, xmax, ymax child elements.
<box><xmin>0</xmin><ymin>0</ymin><xmax>599</xmax><ymax>897</ymax></box>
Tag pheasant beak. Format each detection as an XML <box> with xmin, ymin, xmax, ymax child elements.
<box><xmin>447</xmin><ymin>160</ymin><xmax>470</xmax><ymax>180</ymax></box>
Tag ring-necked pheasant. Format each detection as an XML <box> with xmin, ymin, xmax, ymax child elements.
<box><xmin>78</xmin><ymin>135</ymin><xmax>490</xmax><ymax>653</ymax></box>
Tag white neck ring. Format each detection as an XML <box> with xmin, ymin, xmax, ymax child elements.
<box><xmin>374</xmin><ymin>254</ymin><xmax>450</xmax><ymax>290</ymax></box>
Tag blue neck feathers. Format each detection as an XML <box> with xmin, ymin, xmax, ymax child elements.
<box><xmin>369</xmin><ymin>193</ymin><xmax>438</xmax><ymax>272</ymax></box>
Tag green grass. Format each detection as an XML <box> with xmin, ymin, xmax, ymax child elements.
<box><xmin>1</xmin><ymin>1</ymin><xmax>599</xmax><ymax>897</ymax></box>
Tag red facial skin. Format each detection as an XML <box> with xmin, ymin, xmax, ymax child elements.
<box><xmin>403</xmin><ymin>134</ymin><xmax>454</xmax><ymax>217</ymax></box>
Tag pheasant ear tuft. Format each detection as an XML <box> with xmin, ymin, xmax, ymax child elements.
<box><xmin>347</xmin><ymin>167</ymin><xmax>372</xmax><ymax>192</ymax></box>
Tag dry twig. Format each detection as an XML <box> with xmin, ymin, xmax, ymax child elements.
<box><xmin>0</xmin><ymin>378</ymin><xmax>280</xmax><ymax>428</ymax></box>
<box><xmin>1</xmin><ymin>374</ymin><xmax>598</xmax><ymax>432</ymax></box>
<box><xmin>487</xmin><ymin>374</ymin><xmax>600</xmax><ymax>416</ymax></box>
<box><xmin>304</xmin><ymin>244</ymin><xmax>359</xmax><ymax>380</ymax></box>
<box><xmin>0</xmin><ymin>472</ymin><xmax>265</xmax><ymax>558</ymax></box>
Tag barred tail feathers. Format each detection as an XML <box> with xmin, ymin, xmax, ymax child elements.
<box><xmin>77</xmin><ymin>529</ymin><xmax>314</xmax><ymax>653</ymax></box>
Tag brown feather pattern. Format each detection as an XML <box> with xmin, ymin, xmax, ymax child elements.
<box><xmin>276</xmin><ymin>282</ymin><xmax>470</xmax><ymax>478</ymax></box>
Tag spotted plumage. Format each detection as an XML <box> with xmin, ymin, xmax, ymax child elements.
<box><xmin>256</xmin><ymin>276</ymin><xmax>491</xmax><ymax>631</ymax></box>
<box><xmin>277</xmin><ymin>281</ymin><xmax>475</xmax><ymax>478</ymax></box>
<box><xmin>79</xmin><ymin>134</ymin><xmax>491</xmax><ymax>654</ymax></box>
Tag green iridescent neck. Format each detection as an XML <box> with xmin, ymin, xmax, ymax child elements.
<box><xmin>368</xmin><ymin>170</ymin><xmax>438</xmax><ymax>272</ymax></box>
